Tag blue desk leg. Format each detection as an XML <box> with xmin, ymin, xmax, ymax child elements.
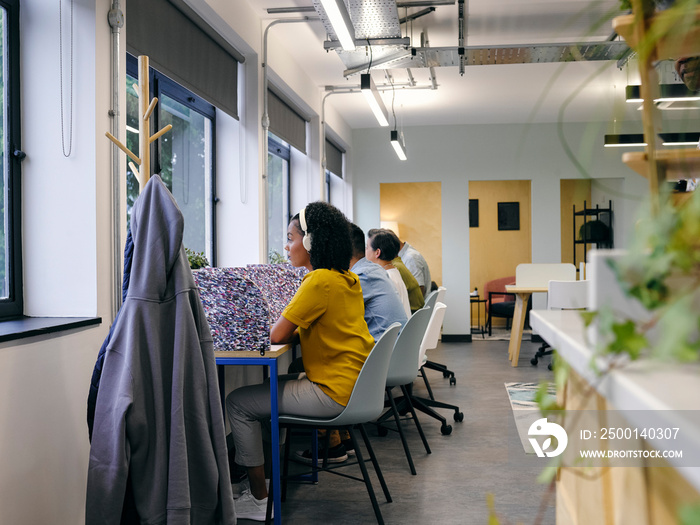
<box><xmin>269</xmin><ymin>360</ymin><xmax>281</xmax><ymax>525</ymax></box>
<box><xmin>217</xmin><ymin>365</ymin><xmax>226</xmax><ymax>419</ymax></box>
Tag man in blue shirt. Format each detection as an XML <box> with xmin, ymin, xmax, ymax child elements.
<box><xmin>349</xmin><ymin>223</ymin><xmax>408</xmax><ymax>340</ymax></box>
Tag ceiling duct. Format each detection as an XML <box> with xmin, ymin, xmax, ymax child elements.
<box><xmin>314</xmin><ymin>0</ymin><xmax>411</xmax><ymax>71</ymax></box>
<box><xmin>310</xmin><ymin>1</ymin><xmax>630</xmax><ymax>78</ymax></box>
<box><xmin>343</xmin><ymin>40</ymin><xmax>630</xmax><ymax>76</ymax></box>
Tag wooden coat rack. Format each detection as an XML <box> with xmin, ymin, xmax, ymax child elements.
<box><xmin>106</xmin><ymin>55</ymin><xmax>172</xmax><ymax>192</ymax></box>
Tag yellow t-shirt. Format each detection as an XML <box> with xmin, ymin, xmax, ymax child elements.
<box><xmin>282</xmin><ymin>269</ymin><xmax>375</xmax><ymax>406</ymax></box>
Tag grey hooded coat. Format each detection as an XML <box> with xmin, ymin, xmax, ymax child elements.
<box><xmin>86</xmin><ymin>175</ymin><xmax>235</xmax><ymax>524</ymax></box>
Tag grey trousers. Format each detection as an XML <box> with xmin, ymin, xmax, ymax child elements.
<box><xmin>226</xmin><ymin>373</ymin><xmax>344</xmax><ymax>467</ymax></box>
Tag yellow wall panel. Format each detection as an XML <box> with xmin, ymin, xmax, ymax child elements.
<box><xmin>379</xmin><ymin>182</ymin><xmax>442</xmax><ymax>286</ymax></box>
<box><xmin>468</xmin><ymin>180</ymin><xmax>531</xmax><ymax>297</ymax></box>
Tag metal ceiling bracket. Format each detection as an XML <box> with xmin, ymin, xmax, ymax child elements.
<box><xmin>266</xmin><ymin>6</ymin><xmax>317</xmax><ymax>14</ymax></box>
<box><xmin>399</xmin><ymin>7</ymin><xmax>435</xmax><ymax>24</ymax></box>
<box><xmin>324</xmin><ymin>37</ymin><xmax>411</xmax><ymax>50</ymax></box>
<box><xmin>343</xmin><ymin>49</ymin><xmax>414</xmax><ymax>76</ymax></box>
<box><xmin>396</xmin><ymin>0</ymin><xmax>455</xmax><ymax>6</ymax></box>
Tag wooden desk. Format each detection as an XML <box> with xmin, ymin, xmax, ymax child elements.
<box><xmin>504</xmin><ymin>285</ymin><xmax>547</xmax><ymax>366</ymax></box>
<box><xmin>215</xmin><ymin>344</ymin><xmax>291</xmax><ymax>525</ymax></box>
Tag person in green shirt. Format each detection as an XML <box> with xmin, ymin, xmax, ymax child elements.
<box><xmin>393</xmin><ymin>255</ymin><xmax>426</xmax><ymax>313</ymax></box>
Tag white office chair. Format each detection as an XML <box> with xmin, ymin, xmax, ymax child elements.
<box><xmin>278</xmin><ymin>323</ymin><xmax>401</xmax><ymax>525</ymax></box>
<box><xmin>423</xmin><ymin>289</ymin><xmax>439</xmax><ymax>310</ymax></box>
<box><xmin>435</xmin><ymin>286</ymin><xmax>446</xmax><ymax>304</ymax></box>
<box><xmin>531</xmin><ymin>279</ymin><xmax>589</xmax><ymax>368</ymax></box>
<box><xmin>411</xmin><ymin>303</ymin><xmax>463</xmax><ymax>435</ymax></box>
<box><xmin>421</xmin><ymin>287</ymin><xmax>454</xmax><ymax>385</ymax></box>
<box><xmin>375</xmin><ymin>307</ymin><xmax>432</xmax><ymax>475</ymax></box>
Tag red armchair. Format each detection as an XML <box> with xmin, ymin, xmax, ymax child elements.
<box><xmin>484</xmin><ymin>276</ymin><xmax>515</xmax><ymax>336</ymax></box>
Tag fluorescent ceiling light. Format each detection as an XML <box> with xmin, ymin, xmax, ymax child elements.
<box><xmin>626</xmin><ymin>84</ymin><xmax>700</xmax><ymax>103</ymax></box>
<box><xmin>361</xmin><ymin>74</ymin><xmax>389</xmax><ymax>127</ymax></box>
<box><xmin>391</xmin><ymin>130</ymin><xmax>407</xmax><ymax>160</ymax></box>
<box><xmin>319</xmin><ymin>0</ymin><xmax>356</xmax><ymax>51</ymax></box>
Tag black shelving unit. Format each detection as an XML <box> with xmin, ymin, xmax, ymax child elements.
<box><xmin>573</xmin><ymin>200</ymin><xmax>613</xmax><ymax>270</ymax></box>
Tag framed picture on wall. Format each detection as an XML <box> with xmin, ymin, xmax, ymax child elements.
<box><xmin>469</xmin><ymin>199</ymin><xmax>479</xmax><ymax>227</ymax></box>
<box><xmin>498</xmin><ymin>202</ymin><xmax>520</xmax><ymax>231</ymax></box>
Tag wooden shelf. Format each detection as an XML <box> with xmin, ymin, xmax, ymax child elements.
<box><xmin>622</xmin><ymin>147</ymin><xmax>700</xmax><ymax>179</ymax></box>
<box><xmin>613</xmin><ymin>6</ymin><xmax>700</xmax><ymax>61</ymax></box>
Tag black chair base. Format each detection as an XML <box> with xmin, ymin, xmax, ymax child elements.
<box><xmin>531</xmin><ymin>342</ymin><xmax>553</xmax><ymax>370</ymax></box>
<box><xmin>423</xmin><ymin>359</ymin><xmax>456</xmax><ymax>386</ymax></box>
<box><xmin>391</xmin><ymin>383</ymin><xmax>463</xmax><ymax>436</ymax></box>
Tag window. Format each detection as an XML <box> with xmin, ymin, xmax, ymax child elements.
<box><xmin>126</xmin><ymin>54</ymin><xmax>217</xmax><ymax>265</ymax></box>
<box><xmin>325</xmin><ymin>138</ymin><xmax>344</xmax><ymax>208</ymax></box>
<box><xmin>0</xmin><ymin>0</ymin><xmax>22</xmax><ymax>318</ymax></box>
<box><xmin>267</xmin><ymin>133</ymin><xmax>290</xmax><ymax>262</ymax></box>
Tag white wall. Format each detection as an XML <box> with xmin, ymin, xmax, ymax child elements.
<box><xmin>351</xmin><ymin>123</ymin><xmax>649</xmax><ymax>336</ymax></box>
<box><xmin>22</xmin><ymin>0</ymin><xmax>99</xmax><ymax>316</ymax></box>
<box><xmin>0</xmin><ymin>1</ymin><xmax>114</xmax><ymax>524</ymax></box>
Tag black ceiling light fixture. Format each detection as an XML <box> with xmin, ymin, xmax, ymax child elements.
<box><xmin>625</xmin><ymin>84</ymin><xmax>700</xmax><ymax>103</ymax></box>
<box><xmin>603</xmin><ymin>132</ymin><xmax>700</xmax><ymax>147</ymax></box>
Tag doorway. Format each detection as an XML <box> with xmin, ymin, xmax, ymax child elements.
<box><xmin>468</xmin><ymin>180</ymin><xmax>532</xmax><ymax>326</ymax></box>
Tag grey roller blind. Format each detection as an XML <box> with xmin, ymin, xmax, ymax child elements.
<box><xmin>268</xmin><ymin>90</ymin><xmax>307</xmax><ymax>154</ymax></box>
<box><xmin>325</xmin><ymin>139</ymin><xmax>344</xmax><ymax>178</ymax></box>
<box><xmin>127</xmin><ymin>0</ymin><xmax>240</xmax><ymax>119</ymax></box>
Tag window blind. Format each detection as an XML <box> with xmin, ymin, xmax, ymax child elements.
<box><xmin>325</xmin><ymin>138</ymin><xmax>344</xmax><ymax>178</ymax></box>
<box><xmin>268</xmin><ymin>90</ymin><xmax>307</xmax><ymax>154</ymax></box>
<box><xmin>126</xmin><ymin>0</ymin><xmax>240</xmax><ymax>119</ymax></box>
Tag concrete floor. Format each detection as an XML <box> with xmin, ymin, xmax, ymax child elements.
<box><xmin>247</xmin><ymin>337</ymin><xmax>556</xmax><ymax>524</ymax></box>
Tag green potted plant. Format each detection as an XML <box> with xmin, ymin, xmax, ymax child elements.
<box><xmin>185</xmin><ymin>247</ymin><xmax>210</xmax><ymax>270</ymax></box>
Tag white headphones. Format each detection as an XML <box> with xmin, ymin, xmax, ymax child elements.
<box><xmin>299</xmin><ymin>206</ymin><xmax>312</xmax><ymax>252</ymax></box>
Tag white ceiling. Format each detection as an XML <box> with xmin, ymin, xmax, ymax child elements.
<box><xmin>248</xmin><ymin>0</ymin><xmax>651</xmax><ymax>129</ymax></box>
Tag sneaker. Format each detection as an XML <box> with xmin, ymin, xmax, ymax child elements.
<box><xmin>232</xmin><ymin>478</ymin><xmax>250</xmax><ymax>499</ymax></box>
<box><xmin>235</xmin><ymin>490</ymin><xmax>272</xmax><ymax>521</ymax></box>
<box><xmin>341</xmin><ymin>439</ymin><xmax>356</xmax><ymax>457</ymax></box>
<box><xmin>295</xmin><ymin>443</ymin><xmax>348</xmax><ymax>464</ymax></box>
<box><xmin>232</xmin><ymin>478</ymin><xmax>269</xmax><ymax>500</ymax></box>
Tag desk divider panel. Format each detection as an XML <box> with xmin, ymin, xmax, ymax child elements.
<box><xmin>193</xmin><ymin>265</ymin><xmax>304</xmax><ymax>353</ymax></box>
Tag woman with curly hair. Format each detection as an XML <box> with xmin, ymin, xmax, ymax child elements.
<box><xmin>226</xmin><ymin>201</ymin><xmax>374</xmax><ymax>521</ymax></box>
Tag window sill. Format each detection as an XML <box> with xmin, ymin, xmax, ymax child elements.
<box><xmin>0</xmin><ymin>316</ymin><xmax>102</xmax><ymax>344</ymax></box>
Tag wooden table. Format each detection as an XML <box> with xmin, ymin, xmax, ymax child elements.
<box><xmin>215</xmin><ymin>344</ymin><xmax>291</xmax><ymax>525</ymax></box>
<box><xmin>504</xmin><ymin>285</ymin><xmax>547</xmax><ymax>366</ymax></box>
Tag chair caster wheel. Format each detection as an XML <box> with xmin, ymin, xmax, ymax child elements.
<box><xmin>530</xmin><ymin>357</ymin><xmax>539</xmax><ymax>366</ymax></box>
<box><xmin>378</xmin><ymin>426</ymin><xmax>388</xmax><ymax>437</ymax></box>
<box><xmin>454</xmin><ymin>412</ymin><xmax>464</xmax><ymax>422</ymax></box>
<box><xmin>440</xmin><ymin>424</ymin><xmax>453</xmax><ymax>435</ymax></box>
<box><xmin>442</xmin><ymin>371</ymin><xmax>450</xmax><ymax>378</ymax></box>
<box><xmin>449</xmin><ymin>376</ymin><xmax>456</xmax><ymax>386</ymax></box>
